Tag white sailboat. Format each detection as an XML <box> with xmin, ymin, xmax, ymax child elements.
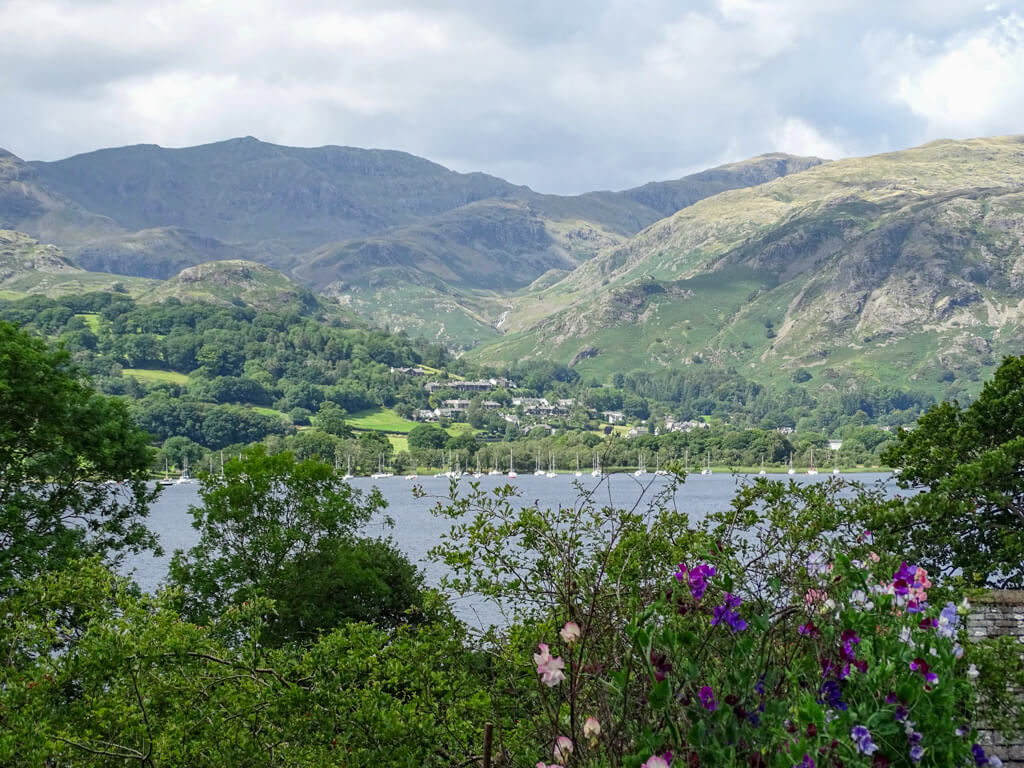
<box><xmin>591</xmin><ymin>452</ymin><xmax>602</xmax><ymax>478</ymax></box>
<box><xmin>158</xmin><ymin>457</ymin><xmax>174</xmax><ymax>487</ymax></box>
<box><xmin>489</xmin><ymin>452</ymin><xmax>502</xmax><ymax>476</ymax></box>
<box><xmin>371</xmin><ymin>453</ymin><xmax>393</xmax><ymax>479</ymax></box>
<box><xmin>806</xmin><ymin>449</ymin><xmax>818</xmax><ymax>475</ymax></box>
<box><xmin>655</xmin><ymin>451</ymin><xmax>668</xmax><ymax>476</ymax></box>
<box><xmin>634</xmin><ymin>449</ymin><xmax>647</xmax><ymax>477</ymax></box>
<box><xmin>700</xmin><ymin>454</ymin><xmax>712</xmax><ymax>476</ymax></box>
<box><xmin>176</xmin><ymin>456</ymin><xmax>195</xmax><ymax>484</ymax></box>
<box><xmin>546</xmin><ymin>451</ymin><xmax>556</xmax><ymax>478</ymax></box>
<box><xmin>787</xmin><ymin>453</ymin><xmax>795</xmax><ymax>475</ymax></box>
<box><xmin>474</xmin><ymin>455</ymin><xmax>483</xmax><ymax>478</ymax></box>
<box><xmin>758</xmin><ymin>456</ymin><xmax>766</xmax><ymax>476</ymax></box>
<box><xmin>508</xmin><ymin>449</ymin><xmax>517</xmax><ymax>479</ymax></box>
<box><xmin>533</xmin><ymin>451</ymin><xmax>545</xmax><ymax>476</ymax></box>
<box><xmin>343</xmin><ymin>455</ymin><xmax>353</xmax><ymax>480</ymax></box>
<box><xmin>574</xmin><ymin>451</ymin><xmax>583</xmax><ymax>478</ymax></box>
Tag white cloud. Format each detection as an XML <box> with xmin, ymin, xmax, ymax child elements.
<box><xmin>769</xmin><ymin>118</ymin><xmax>846</xmax><ymax>160</ymax></box>
<box><xmin>891</xmin><ymin>14</ymin><xmax>1024</xmax><ymax>137</ymax></box>
<box><xmin>0</xmin><ymin>0</ymin><xmax>1021</xmax><ymax>192</ymax></box>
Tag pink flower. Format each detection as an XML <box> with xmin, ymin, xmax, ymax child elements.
<box><xmin>868</xmin><ymin>551</ymin><xmax>880</xmax><ymax>562</ymax></box>
<box><xmin>584</xmin><ymin>716</ymin><xmax>600</xmax><ymax>746</ymax></box>
<box><xmin>642</xmin><ymin>755</ymin><xmax>672</xmax><ymax>768</ymax></box>
<box><xmin>554</xmin><ymin>736</ymin><xmax>574</xmax><ymax>764</ymax></box>
<box><xmin>534</xmin><ymin>643</ymin><xmax>566</xmax><ymax>686</ymax></box>
<box><xmin>804</xmin><ymin>589</ymin><xmax>828</xmax><ymax>606</ymax></box>
<box><xmin>559</xmin><ymin>621</ymin><xmax>581</xmax><ymax>645</ymax></box>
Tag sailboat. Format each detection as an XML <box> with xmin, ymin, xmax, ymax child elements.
<box><xmin>474</xmin><ymin>455</ymin><xmax>483</xmax><ymax>479</ymax></box>
<box><xmin>591</xmin><ymin>452</ymin><xmax>602</xmax><ymax>478</ymax></box>
<box><xmin>508</xmin><ymin>449</ymin><xmax>517</xmax><ymax>479</ymax></box>
<box><xmin>574</xmin><ymin>452</ymin><xmax>583</xmax><ymax>478</ymax></box>
<box><xmin>489</xmin><ymin>452</ymin><xmax>502</xmax><ymax>475</ymax></box>
<box><xmin>533</xmin><ymin>451</ymin><xmax>545</xmax><ymax>476</ymax></box>
<box><xmin>700</xmin><ymin>454</ymin><xmax>712</xmax><ymax>476</ymax></box>
<box><xmin>806</xmin><ymin>449</ymin><xmax>818</xmax><ymax>475</ymax></box>
<box><xmin>758</xmin><ymin>456</ymin><xmax>766</xmax><ymax>476</ymax></box>
<box><xmin>655</xmin><ymin>451</ymin><xmax>668</xmax><ymax>476</ymax></box>
<box><xmin>371</xmin><ymin>453</ymin><xmax>393</xmax><ymax>479</ymax></box>
<box><xmin>546</xmin><ymin>451</ymin><xmax>556</xmax><ymax>478</ymax></box>
<box><xmin>684</xmin><ymin>448</ymin><xmax>689</xmax><ymax>475</ymax></box>
<box><xmin>158</xmin><ymin>457</ymin><xmax>174</xmax><ymax>487</ymax></box>
<box><xmin>787</xmin><ymin>453</ymin><xmax>795</xmax><ymax>475</ymax></box>
<box><xmin>176</xmin><ymin>456</ymin><xmax>195</xmax><ymax>484</ymax></box>
<box><xmin>634</xmin><ymin>449</ymin><xmax>647</xmax><ymax>477</ymax></box>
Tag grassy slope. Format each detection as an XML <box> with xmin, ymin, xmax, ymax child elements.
<box><xmin>473</xmin><ymin>136</ymin><xmax>1024</xmax><ymax>394</ymax></box>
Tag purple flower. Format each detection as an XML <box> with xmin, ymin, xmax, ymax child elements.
<box><xmin>909</xmin><ymin>744</ymin><xmax>924</xmax><ymax>763</ymax></box>
<box><xmin>937</xmin><ymin>602</ymin><xmax>958</xmax><ymax>638</ymax></box>
<box><xmin>894</xmin><ymin>704</ymin><xmax>909</xmax><ymax>722</ymax></box>
<box><xmin>698</xmin><ymin>685</ymin><xmax>717</xmax><ymax>711</ymax></box>
<box><xmin>910</xmin><ymin>657</ymin><xmax>938</xmax><ymax>685</ymax></box>
<box><xmin>796</xmin><ymin>754</ymin><xmax>815</xmax><ymax>768</ymax></box>
<box><xmin>851</xmin><ymin>725</ymin><xmax>878</xmax><ymax>755</ymax></box>
<box><xmin>650</xmin><ymin>651</ymin><xmax>673</xmax><ymax>683</ymax></box>
<box><xmin>688</xmin><ymin>563</ymin><xmax>716</xmax><ymax>601</ymax></box>
<box><xmin>754</xmin><ymin>674</ymin><xmax>765</xmax><ymax>695</ymax></box>
<box><xmin>972</xmin><ymin>743</ymin><xmax>989</xmax><ymax>765</ymax></box>
<box><xmin>818</xmin><ymin>680</ymin><xmax>847</xmax><ymax>711</ymax></box>
<box><xmin>712</xmin><ymin>593</ymin><xmax>748</xmax><ymax>633</ymax></box>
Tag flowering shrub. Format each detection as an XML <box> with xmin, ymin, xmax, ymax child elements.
<box><xmin>431</xmin><ymin>475</ymin><xmax>1020</xmax><ymax>768</ymax></box>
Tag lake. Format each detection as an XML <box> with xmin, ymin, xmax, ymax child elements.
<box><xmin>127</xmin><ymin>471</ymin><xmax>897</xmax><ymax>628</ymax></box>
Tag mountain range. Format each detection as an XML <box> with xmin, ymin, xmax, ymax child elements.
<box><xmin>2</xmin><ymin>134</ymin><xmax>1023</xmax><ymax>397</ymax></box>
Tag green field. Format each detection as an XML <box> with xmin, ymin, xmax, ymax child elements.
<box><xmin>387</xmin><ymin>435</ymin><xmax>409</xmax><ymax>453</ymax></box>
<box><xmin>253</xmin><ymin>406</ymin><xmax>289</xmax><ymax>420</ymax></box>
<box><xmin>346</xmin><ymin>408</ymin><xmax>419</xmax><ymax>434</ymax></box>
<box><xmin>122</xmin><ymin>368</ymin><xmax>190</xmax><ymax>385</ymax></box>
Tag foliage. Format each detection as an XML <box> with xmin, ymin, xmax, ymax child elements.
<box><xmin>430</xmin><ymin>476</ymin><xmax>1023</xmax><ymax>767</ymax></box>
<box><xmin>168</xmin><ymin>447</ymin><xmax>394</xmax><ymax>635</ymax></box>
<box><xmin>1</xmin><ymin>560</ymin><xmax>491</xmax><ymax>768</ymax></box>
<box><xmin>877</xmin><ymin>354</ymin><xmax>1024</xmax><ymax>587</ymax></box>
<box><xmin>0</xmin><ymin>321</ymin><xmax>157</xmax><ymax>588</ymax></box>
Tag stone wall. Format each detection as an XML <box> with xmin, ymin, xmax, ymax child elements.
<box><xmin>968</xmin><ymin>590</ymin><xmax>1024</xmax><ymax>767</ymax></box>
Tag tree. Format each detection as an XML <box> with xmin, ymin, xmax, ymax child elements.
<box><xmin>875</xmin><ymin>355</ymin><xmax>1024</xmax><ymax>587</ymax></box>
<box><xmin>315</xmin><ymin>402</ymin><xmax>353</xmax><ymax>438</ymax></box>
<box><xmin>408</xmin><ymin>423</ymin><xmax>447</xmax><ymax>450</ymax></box>
<box><xmin>0</xmin><ymin>322</ymin><xmax>158</xmax><ymax>588</ymax></box>
<box><xmin>168</xmin><ymin>447</ymin><xmax>392</xmax><ymax>632</ymax></box>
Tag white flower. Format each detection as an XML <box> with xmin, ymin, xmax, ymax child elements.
<box><xmin>583</xmin><ymin>716</ymin><xmax>600</xmax><ymax>746</ymax></box>
<box><xmin>559</xmin><ymin>621</ymin><xmax>581</xmax><ymax>645</ymax></box>
<box><xmin>967</xmin><ymin>663</ymin><xmax>980</xmax><ymax>679</ymax></box>
<box><xmin>553</xmin><ymin>736</ymin><xmax>573</xmax><ymax>764</ymax></box>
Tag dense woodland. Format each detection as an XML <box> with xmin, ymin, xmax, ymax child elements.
<box><xmin>0</xmin><ymin>292</ymin><xmax>939</xmax><ymax>474</ymax></box>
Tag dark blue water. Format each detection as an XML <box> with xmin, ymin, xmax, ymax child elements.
<box><xmin>127</xmin><ymin>472</ymin><xmax>896</xmax><ymax>628</ymax></box>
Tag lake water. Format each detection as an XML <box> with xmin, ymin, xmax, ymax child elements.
<box><xmin>127</xmin><ymin>471</ymin><xmax>897</xmax><ymax>629</ymax></box>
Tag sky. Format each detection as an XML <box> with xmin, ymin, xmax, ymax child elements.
<box><xmin>2</xmin><ymin>0</ymin><xmax>1023</xmax><ymax>194</ymax></box>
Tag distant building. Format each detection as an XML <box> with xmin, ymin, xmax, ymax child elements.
<box><xmin>413</xmin><ymin>409</ymin><xmax>438</xmax><ymax>421</ymax></box>
<box><xmin>502</xmin><ymin>413</ymin><xmax>521</xmax><ymax>425</ymax></box>
<box><xmin>664</xmin><ymin>419</ymin><xmax>708</xmax><ymax>433</ymax></box>
<box><xmin>481</xmin><ymin>400</ymin><xmax>502</xmax><ymax>410</ymax></box>
<box><xmin>442</xmin><ymin>399</ymin><xmax>470</xmax><ymax>411</ymax></box>
<box><xmin>777</xmin><ymin>426</ymin><xmax>795</xmax><ymax>435</ymax></box>
<box><xmin>390</xmin><ymin>366</ymin><xmax>427</xmax><ymax>376</ymax></box>
<box><xmin>828</xmin><ymin>439</ymin><xmax>843</xmax><ymax>451</ymax></box>
<box><xmin>602</xmin><ymin>410</ymin><xmax>625</xmax><ymax>424</ymax></box>
<box><xmin>425</xmin><ymin>377</ymin><xmax>517</xmax><ymax>394</ymax></box>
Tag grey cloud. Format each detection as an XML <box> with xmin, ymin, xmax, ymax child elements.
<box><xmin>1</xmin><ymin>0</ymin><xmax>1022</xmax><ymax>193</ymax></box>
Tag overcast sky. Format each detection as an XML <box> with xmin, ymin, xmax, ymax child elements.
<box><xmin>2</xmin><ymin>0</ymin><xmax>1023</xmax><ymax>193</ymax></box>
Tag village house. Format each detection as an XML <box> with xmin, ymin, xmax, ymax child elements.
<box><xmin>602</xmin><ymin>410</ymin><xmax>625</xmax><ymax>424</ymax></box>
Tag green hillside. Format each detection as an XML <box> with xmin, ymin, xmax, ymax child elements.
<box><xmin>473</xmin><ymin>135</ymin><xmax>1024</xmax><ymax>395</ymax></box>
<box><xmin>0</xmin><ymin>229</ymin><xmax>156</xmax><ymax>297</ymax></box>
<box><xmin>141</xmin><ymin>260</ymin><xmax>321</xmax><ymax>314</ymax></box>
